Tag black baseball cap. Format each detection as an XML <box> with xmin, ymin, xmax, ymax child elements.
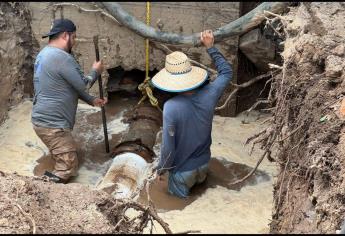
<box><xmin>42</xmin><ymin>18</ymin><xmax>76</xmax><ymax>39</ymax></box>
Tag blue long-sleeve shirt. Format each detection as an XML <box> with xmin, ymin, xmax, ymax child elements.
<box><xmin>157</xmin><ymin>47</ymin><xmax>233</xmax><ymax>174</ymax></box>
<box><xmin>31</xmin><ymin>45</ymin><xmax>98</xmax><ymax>130</ymax></box>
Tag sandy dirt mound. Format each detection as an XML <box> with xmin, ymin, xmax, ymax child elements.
<box><xmin>250</xmin><ymin>2</ymin><xmax>345</xmax><ymax>233</ymax></box>
<box><xmin>0</xmin><ymin>173</ymin><xmax>115</xmax><ymax>234</ymax></box>
<box><xmin>0</xmin><ymin>172</ymin><xmax>170</xmax><ymax>234</ymax></box>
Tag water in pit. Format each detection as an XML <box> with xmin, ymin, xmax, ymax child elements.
<box><xmin>139</xmin><ymin>157</ymin><xmax>270</xmax><ymax>212</ymax></box>
<box><xmin>0</xmin><ymin>93</ymin><xmax>276</xmax><ymax>233</ymax></box>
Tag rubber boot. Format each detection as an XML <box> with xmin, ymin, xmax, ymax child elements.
<box><xmin>43</xmin><ymin>171</ymin><xmax>68</xmax><ymax>184</ymax></box>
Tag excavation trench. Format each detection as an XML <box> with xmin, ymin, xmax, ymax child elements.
<box><xmin>33</xmin><ymin>92</ymin><xmax>271</xmax><ymax>210</ymax></box>
<box><xmin>0</xmin><ymin>68</ymin><xmax>276</xmax><ymax>233</ymax></box>
<box><xmin>32</xmin><ymin>70</ymin><xmax>270</xmax><ymax>206</ymax></box>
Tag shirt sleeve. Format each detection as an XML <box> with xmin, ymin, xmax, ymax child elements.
<box><xmin>206</xmin><ymin>47</ymin><xmax>233</xmax><ymax>100</ymax></box>
<box><xmin>157</xmin><ymin>105</ymin><xmax>176</xmax><ymax>175</ymax></box>
<box><xmin>84</xmin><ymin>69</ymin><xmax>99</xmax><ymax>88</ymax></box>
<box><xmin>59</xmin><ymin>56</ymin><xmax>97</xmax><ymax>105</ymax></box>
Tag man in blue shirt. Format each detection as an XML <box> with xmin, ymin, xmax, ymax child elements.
<box><xmin>151</xmin><ymin>30</ymin><xmax>233</xmax><ymax>198</ymax></box>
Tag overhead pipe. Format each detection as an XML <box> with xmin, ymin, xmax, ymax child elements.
<box><xmin>98</xmin><ymin>2</ymin><xmax>291</xmax><ymax>46</ymax></box>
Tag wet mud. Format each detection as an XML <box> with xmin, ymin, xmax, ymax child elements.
<box><xmin>139</xmin><ymin>157</ymin><xmax>270</xmax><ymax>212</ymax></box>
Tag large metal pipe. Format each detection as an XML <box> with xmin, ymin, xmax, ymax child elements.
<box><xmin>98</xmin><ymin>2</ymin><xmax>291</xmax><ymax>46</ymax></box>
<box><xmin>96</xmin><ymin>103</ymin><xmax>162</xmax><ymax>199</ymax></box>
<box><xmin>111</xmin><ymin>104</ymin><xmax>162</xmax><ymax>163</ymax></box>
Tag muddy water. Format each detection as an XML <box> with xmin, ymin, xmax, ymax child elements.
<box><xmin>0</xmin><ymin>95</ymin><xmax>276</xmax><ymax>233</ymax></box>
<box><xmin>139</xmin><ymin>157</ymin><xmax>270</xmax><ymax>212</ymax></box>
<box><xmin>144</xmin><ymin>113</ymin><xmax>277</xmax><ymax>234</ymax></box>
<box><xmin>0</xmin><ymin>99</ymin><xmax>49</xmax><ymax>176</ymax></box>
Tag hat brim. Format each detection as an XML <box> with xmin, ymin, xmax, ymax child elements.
<box><xmin>42</xmin><ymin>31</ymin><xmax>56</xmax><ymax>39</ymax></box>
<box><xmin>151</xmin><ymin>66</ymin><xmax>208</xmax><ymax>93</ymax></box>
<box><xmin>42</xmin><ymin>29</ymin><xmax>64</xmax><ymax>39</ymax></box>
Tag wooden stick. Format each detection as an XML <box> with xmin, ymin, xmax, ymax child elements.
<box><xmin>124</xmin><ymin>202</ymin><xmax>173</xmax><ymax>234</ymax></box>
<box><xmin>175</xmin><ymin>230</ymin><xmax>202</xmax><ymax>234</ymax></box>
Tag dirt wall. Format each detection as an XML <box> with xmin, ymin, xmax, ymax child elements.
<box><xmin>28</xmin><ymin>2</ymin><xmax>239</xmax><ymax>116</ymax></box>
<box><xmin>266</xmin><ymin>2</ymin><xmax>345</xmax><ymax>233</ymax></box>
<box><xmin>0</xmin><ymin>2</ymin><xmax>38</xmax><ymax>124</ymax></box>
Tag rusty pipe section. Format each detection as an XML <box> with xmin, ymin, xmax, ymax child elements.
<box><xmin>96</xmin><ymin>103</ymin><xmax>162</xmax><ymax>199</ymax></box>
<box><xmin>98</xmin><ymin>2</ymin><xmax>291</xmax><ymax>46</ymax></box>
<box><xmin>111</xmin><ymin>104</ymin><xmax>162</xmax><ymax>163</ymax></box>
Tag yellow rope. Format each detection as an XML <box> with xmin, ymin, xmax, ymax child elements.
<box><xmin>138</xmin><ymin>2</ymin><xmax>162</xmax><ymax>112</ymax></box>
<box><xmin>145</xmin><ymin>1</ymin><xmax>150</xmax><ymax>80</ymax></box>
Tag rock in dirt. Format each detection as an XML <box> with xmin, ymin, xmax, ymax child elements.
<box><xmin>325</xmin><ymin>55</ymin><xmax>344</xmax><ymax>78</ymax></box>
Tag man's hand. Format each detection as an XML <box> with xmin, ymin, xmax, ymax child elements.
<box><xmin>92</xmin><ymin>60</ymin><xmax>104</xmax><ymax>74</ymax></box>
<box><xmin>200</xmin><ymin>30</ymin><xmax>214</xmax><ymax>49</ymax></box>
<box><xmin>92</xmin><ymin>97</ymin><xmax>108</xmax><ymax>107</ymax></box>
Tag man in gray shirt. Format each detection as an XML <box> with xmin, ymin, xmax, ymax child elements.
<box><xmin>32</xmin><ymin>19</ymin><xmax>107</xmax><ymax>183</ymax></box>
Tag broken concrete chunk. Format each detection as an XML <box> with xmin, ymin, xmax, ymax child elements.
<box><xmin>325</xmin><ymin>55</ymin><xmax>344</xmax><ymax>77</ymax></box>
<box><xmin>239</xmin><ymin>28</ymin><xmax>276</xmax><ymax>71</ymax></box>
<box><xmin>332</xmin><ymin>44</ymin><xmax>345</xmax><ymax>57</ymax></box>
<box><xmin>337</xmin><ymin>97</ymin><xmax>345</xmax><ymax>120</ymax></box>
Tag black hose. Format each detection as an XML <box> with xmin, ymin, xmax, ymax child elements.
<box><xmin>98</xmin><ymin>2</ymin><xmax>291</xmax><ymax>46</ymax></box>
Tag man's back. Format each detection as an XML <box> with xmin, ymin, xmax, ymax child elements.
<box><xmin>159</xmin><ymin>47</ymin><xmax>233</xmax><ymax>173</ymax></box>
<box><xmin>32</xmin><ymin>46</ymin><xmax>94</xmax><ymax>129</ymax></box>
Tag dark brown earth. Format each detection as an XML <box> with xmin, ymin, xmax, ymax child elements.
<box><xmin>251</xmin><ymin>2</ymin><xmax>345</xmax><ymax>233</ymax></box>
<box><xmin>0</xmin><ymin>2</ymin><xmax>38</xmax><ymax>124</ymax></box>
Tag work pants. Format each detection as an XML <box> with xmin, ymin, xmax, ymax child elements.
<box><xmin>33</xmin><ymin>124</ymin><xmax>78</xmax><ymax>181</ymax></box>
<box><xmin>168</xmin><ymin>163</ymin><xmax>209</xmax><ymax>198</ymax></box>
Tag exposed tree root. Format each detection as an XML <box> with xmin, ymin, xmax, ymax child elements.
<box><xmin>216</xmin><ymin>71</ymin><xmax>275</xmax><ymax>111</ymax></box>
<box><xmin>43</xmin><ymin>3</ymin><xmax>120</xmax><ymax>25</ymax></box>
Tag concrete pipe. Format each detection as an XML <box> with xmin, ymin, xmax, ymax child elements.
<box><xmin>97</xmin><ymin>103</ymin><xmax>162</xmax><ymax>199</ymax></box>
<box><xmin>98</xmin><ymin>2</ymin><xmax>291</xmax><ymax>46</ymax></box>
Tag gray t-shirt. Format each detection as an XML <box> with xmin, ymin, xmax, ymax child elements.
<box><xmin>31</xmin><ymin>45</ymin><xmax>98</xmax><ymax>129</ymax></box>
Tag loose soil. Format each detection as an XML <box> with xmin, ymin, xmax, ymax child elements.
<box><xmin>250</xmin><ymin>2</ymin><xmax>345</xmax><ymax>233</ymax></box>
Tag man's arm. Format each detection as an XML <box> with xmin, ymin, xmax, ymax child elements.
<box><xmin>59</xmin><ymin>57</ymin><xmax>97</xmax><ymax>105</ymax></box>
<box><xmin>84</xmin><ymin>68</ymin><xmax>99</xmax><ymax>88</ymax></box>
<box><xmin>200</xmin><ymin>30</ymin><xmax>233</xmax><ymax>100</ymax></box>
<box><xmin>84</xmin><ymin>60</ymin><xmax>105</xmax><ymax>90</ymax></box>
<box><xmin>207</xmin><ymin>47</ymin><xmax>233</xmax><ymax>98</ymax></box>
<box><xmin>79</xmin><ymin>68</ymin><xmax>100</xmax><ymax>104</ymax></box>
<box><xmin>156</xmin><ymin>105</ymin><xmax>176</xmax><ymax>176</ymax></box>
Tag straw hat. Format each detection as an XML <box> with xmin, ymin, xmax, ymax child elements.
<box><xmin>151</xmin><ymin>51</ymin><xmax>208</xmax><ymax>92</ymax></box>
